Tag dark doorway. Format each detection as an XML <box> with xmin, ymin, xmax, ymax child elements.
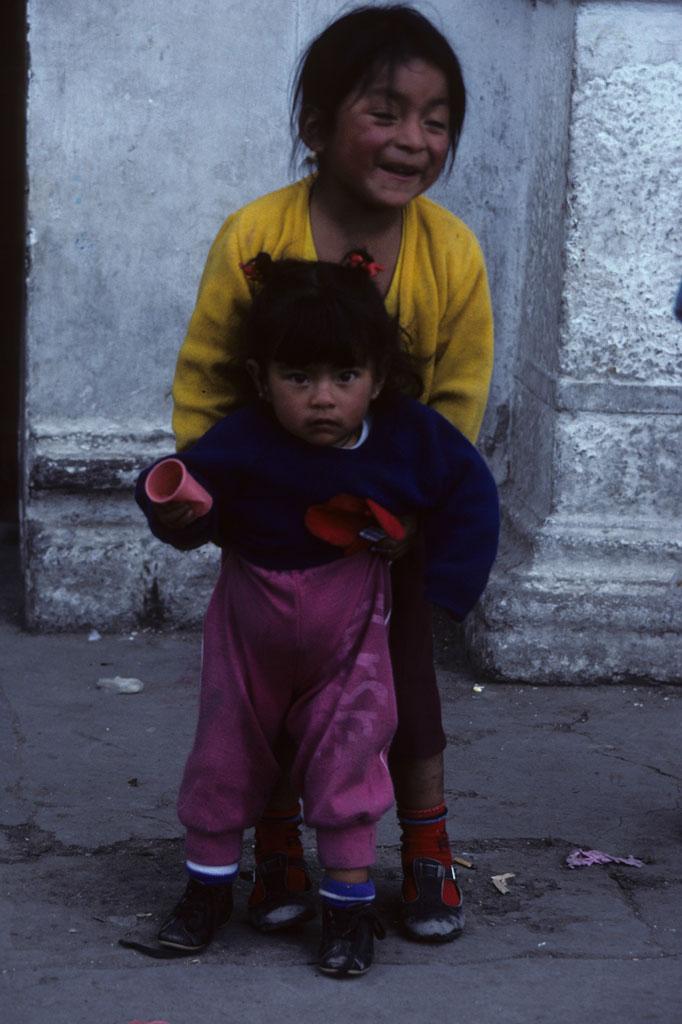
<box><xmin>0</xmin><ymin>0</ymin><xmax>26</xmax><ymax>525</ymax></box>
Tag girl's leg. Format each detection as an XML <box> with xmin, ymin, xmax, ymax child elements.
<box><xmin>287</xmin><ymin>555</ymin><xmax>395</xmax><ymax>870</ymax></box>
<box><xmin>282</xmin><ymin>555</ymin><xmax>393</xmax><ymax>976</ymax></box>
<box><xmin>177</xmin><ymin>555</ymin><xmax>303</xmax><ymax>862</ymax></box>
<box><xmin>325</xmin><ymin>868</ymin><xmax>368</xmax><ymax>882</ymax></box>
<box><xmin>247</xmin><ymin>734</ymin><xmax>315</xmax><ymax>931</ymax></box>
<box><xmin>161</xmin><ymin>555</ymin><xmax>301</xmax><ymax>950</ymax></box>
<box><xmin>388</xmin><ymin>538</ymin><xmax>464</xmax><ymax>942</ymax></box>
<box><xmin>317</xmin><ymin>868</ymin><xmax>383</xmax><ymax>977</ymax></box>
<box><xmin>388</xmin><ymin>536</ymin><xmax>446</xmax><ymax>765</ymax></box>
<box><xmin>250</xmin><ymin>554</ymin><xmax>397</xmax><ymax>931</ymax></box>
<box><xmin>251</xmin><ymin>544</ymin><xmax>454</xmax><ymax>936</ymax></box>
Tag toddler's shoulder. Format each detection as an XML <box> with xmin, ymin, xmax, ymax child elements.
<box><xmin>206</xmin><ymin>401</ymin><xmax>267</xmax><ymax>439</ymax></box>
<box><xmin>381</xmin><ymin>394</ymin><xmax>468</xmax><ymax>448</ymax></box>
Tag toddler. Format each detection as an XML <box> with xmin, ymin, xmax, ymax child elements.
<box><xmin>134</xmin><ymin>253</ymin><xmax>498</xmax><ymax>975</ymax></box>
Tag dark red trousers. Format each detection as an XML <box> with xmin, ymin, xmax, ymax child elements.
<box><xmin>388</xmin><ymin>538</ymin><xmax>446</xmax><ymax>759</ymax></box>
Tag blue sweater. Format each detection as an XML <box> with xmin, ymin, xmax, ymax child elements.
<box><xmin>136</xmin><ymin>394</ymin><xmax>499</xmax><ymax>620</ymax></box>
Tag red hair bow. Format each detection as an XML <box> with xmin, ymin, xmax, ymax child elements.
<box><xmin>240</xmin><ymin>259</ymin><xmax>260</xmax><ymax>280</ymax></box>
<box><xmin>346</xmin><ymin>252</ymin><xmax>385</xmax><ymax>278</ymax></box>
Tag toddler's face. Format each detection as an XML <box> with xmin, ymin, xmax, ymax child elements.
<box><xmin>255</xmin><ymin>361</ymin><xmax>383</xmax><ymax>448</ymax></box>
<box><xmin>310</xmin><ymin>59</ymin><xmax>451</xmax><ymax>210</ymax></box>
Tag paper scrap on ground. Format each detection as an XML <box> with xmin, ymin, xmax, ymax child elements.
<box><xmin>491</xmin><ymin>872</ymin><xmax>515</xmax><ymax>894</ymax></box>
<box><xmin>96</xmin><ymin>676</ymin><xmax>144</xmax><ymax>694</ymax></box>
<box><xmin>87</xmin><ymin>629</ymin><xmax>102</xmax><ymax>641</ymax></box>
<box><xmin>565</xmin><ymin>848</ymin><xmax>645</xmax><ymax>869</ymax></box>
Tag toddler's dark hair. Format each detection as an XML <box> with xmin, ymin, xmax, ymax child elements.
<box><xmin>291</xmin><ymin>4</ymin><xmax>466</xmax><ymax>172</ymax></box>
<box><xmin>241</xmin><ymin>252</ymin><xmax>423</xmax><ymax>402</ymax></box>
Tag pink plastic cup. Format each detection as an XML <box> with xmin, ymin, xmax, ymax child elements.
<box><xmin>144</xmin><ymin>458</ymin><xmax>213</xmax><ymax>516</ymax></box>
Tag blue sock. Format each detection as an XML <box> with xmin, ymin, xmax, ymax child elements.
<box><xmin>319</xmin><ymin>875</ymin><xmax>375</xmax><ymax>908</ymax></box>
<box><xmin>185</xmin><ymin>859</ymin><xmax>239</xmax><ymax>886</ymax></box>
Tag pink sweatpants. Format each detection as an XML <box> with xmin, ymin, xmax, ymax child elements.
<box><xmin>178</xmin><ymin>550</ymin><xmax>396</xmax><ymax>870</ymax></box>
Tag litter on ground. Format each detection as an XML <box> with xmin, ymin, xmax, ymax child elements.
<box><xmin>491</xmin><ymin>872</ymin><xmax>515</xmax><ymax>894</ymax></box>
<box><xmin>565</xmin><ymin>848</ymin><xmax>645</xmax><ymax>869</ymax></box>
<box><xmin>95</xmin><ymin>676</ymin><xmax>144</xmax><ymax>694</ymax></box>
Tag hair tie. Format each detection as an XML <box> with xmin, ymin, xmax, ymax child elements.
<box><xmin>344</xmin><ymin>250</ymin><xmax>385</xmax><ymax>279</ymax></box>
<box><xmin>240</xmin><ymin>252</ymin><xmax>273</xmax><ymax>284</ymax></box>
<box><xmin>240</xmin><ymin>259</ymin><xmax>259</xmax><ymax>280</ymax></box>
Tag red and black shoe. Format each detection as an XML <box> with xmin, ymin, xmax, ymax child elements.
<box><xmin>399</xmin><ymin>804</ymin><xmax>465</xmax><ymax>943</ymax></box>
<box><xmin>248</xmin><ymin>806</ymin><xmax>316</xmax><ymax>932</ymax></box>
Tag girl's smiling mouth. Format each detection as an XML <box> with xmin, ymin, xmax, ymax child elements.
<box><xmin>379</xmin><ymin>162</ymin><xmax>421</xmax><ymax>177</ymax></box>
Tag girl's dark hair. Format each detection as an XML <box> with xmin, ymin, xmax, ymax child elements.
<box><xmin>291</xmin><ymin>4</ymin><xmax>466</xmax><ymax>172</ymax></box>
<box><xmin>240</xmin><ymin>252</ymin><xmax>423</xmax><ymax>402</ymax></box>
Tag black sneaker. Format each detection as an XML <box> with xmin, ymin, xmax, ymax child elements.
<box><xmin>157</xmin><ymin>877</ymin><xmax>233</xmax><ymax>951</ymax></box>
<box><xmin>318</xmin><ymin>903</ymin><xmax>386</xmax><ymax>977</ymax></box>
<box><xmin>247</xmin><ymin>852</ymin><xmax>316</xmax><ymax>932</ymax></box>
<box><xmin>401</xmin><ymin>858</ymin><xmax>465</xmax><ymax>943</ymax></box>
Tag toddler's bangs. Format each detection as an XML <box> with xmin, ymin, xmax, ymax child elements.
<box><xmin>269</xmin><ymin>302</ymin><xmax>371</xmax><ymax>370</ymax></box>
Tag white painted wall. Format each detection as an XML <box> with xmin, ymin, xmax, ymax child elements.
<box><xmin>23</xmin><ymin>0</ymin><xmax>578</xmax><ymax>637</ymax></box>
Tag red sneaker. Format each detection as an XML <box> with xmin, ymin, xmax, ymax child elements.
<box><xmin>248</xmin><ymin>852</ymin><xmax>316</xmax><ymax>931</ymax></box>
<box><xmin>401</xmin><ymin>858</ymin><xmax>465</xmax><ymax>942</ymax></box>
<box><xmin>399</xmin><ymin>805</ymin><xmax>465</xmax><ymax>942</ymax></box>
<box><xmin>248</xmin><ymin>808</ymin><xmax>315</xmax><ymax>932</ymax></box>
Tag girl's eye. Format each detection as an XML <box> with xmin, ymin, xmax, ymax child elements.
<box><xmin>337</xmin><ymin>369</ymin><xmax>359</xmax><ymax>384</ymax></box>
<box><xmin>425</xmin><ymin>118</ymin><xmax>448</xmax><ymax>132</ymax></box>
<box><xmin>371</xmin><ymin>110</ymin><xmax>396</xmax><ymax>123</ymax></box>
<box><xmin>286</xmin><ymin>372</ymin><xmax>309</xmax><ymax>385</ymax></box>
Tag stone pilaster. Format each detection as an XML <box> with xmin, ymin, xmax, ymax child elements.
<box><xmin>469</xmin><ymin>1</ymin><xmax>682</xmax><ymax>683</ymax></box>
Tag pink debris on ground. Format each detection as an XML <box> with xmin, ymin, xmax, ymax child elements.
<box><xmin>566</xmin><ymin>848</ymin><xmax>645</xmax><ymax>869</ymax></box>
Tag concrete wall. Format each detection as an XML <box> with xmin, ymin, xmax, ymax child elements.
<box><xmin>24</xmin><ymin>0</ymin><xmax>576</xmax><ymax>631</ymax></box>
<box><xmin>470</xmin><ymin>0</ymin><xmax>682</xmax><ymax>682</ymax></box>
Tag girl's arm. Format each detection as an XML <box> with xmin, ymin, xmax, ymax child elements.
<box><xmin>171</xmin><ymin>180</ymin><xmax>313</xmax><ymax>452</ymax></box>
<box><xmin>421</xmin><ymin>417</ymin><xmax>500</xmax><ymax>619</ymax></box>
<box><xmin>135</xmin><ymin>460</ymin><xmax>218</xmax><ymax>550</ymax></box>
<box><xmin>428</xmin><ymin>232</ymin><xmax>494</xmax><ymax>444</ymax></box>
<box><xmin>171</xmin><ymin>215</ymin><xmax>252</xmax><ymax>452</ymax></box>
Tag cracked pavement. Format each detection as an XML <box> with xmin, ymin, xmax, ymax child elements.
<box><xmin>0</xmin><ymin>540</ymin><xmax>680</xmax><ymax>1023</ymax></box>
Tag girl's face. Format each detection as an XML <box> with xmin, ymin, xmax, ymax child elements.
<box><xmin>309</xmin><ymin>59</ymin><xmax>451</xmax><ymax>211</ymax></box>
<box><xmin>249</xmin><ymin>360</ymin><xmax>383</xmax><ymax>448</ymax></box>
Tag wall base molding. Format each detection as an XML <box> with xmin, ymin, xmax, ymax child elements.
<box><xmin>466</xmin><ymin>513</ymin><xmax>681</xmax><ymax>684</ymax></box>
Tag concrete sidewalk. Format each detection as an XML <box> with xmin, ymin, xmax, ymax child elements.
<box><xmin>1</xmin><ymin>538</ymin><xmax>680</xmax><ymax>1024</ymax></box>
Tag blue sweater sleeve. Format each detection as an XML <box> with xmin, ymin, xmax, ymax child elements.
<box><xmin>420</xmin><ymin>415</ymin><xmax>499</xmax><ymax>620</ymax></box>
<box><xmin>135</xmin><ymin>457</ymin><xmax>220</xmax><ymax>550</ymax></box>
<box><xmin>134</xmin><ymin>412</ymin><xmax>245</xmax><ymax>549</ymax></box>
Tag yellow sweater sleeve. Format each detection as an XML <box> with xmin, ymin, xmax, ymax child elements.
<box><xmin>397</xmin><ymin>198</ymin><xmax>494</xmax><ymax>444</ymax></box>
<box><xmin>171</xmin><ymin>214</ymin><xmax>252</xmax><ymax>451</ymax></box>
<box><xmin>428</xmin><ymin>229</ymin><xmax>494</xmax><ymax>443</ymax></box>
<box><xmin>171</xmin><ymin>180</ymin><xmax>314</xmax><ymax>451</ymax></box>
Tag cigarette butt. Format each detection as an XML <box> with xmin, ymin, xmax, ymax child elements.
<box><xmin>453</xmin><ymin>856</ymin><xmax>474</xmax><ymax>869</ymax></box>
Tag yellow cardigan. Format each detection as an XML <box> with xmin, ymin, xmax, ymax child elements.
<box><xmin>172</xmin><ymin>178</ymin><xmax>493</xmax><ymax>450</ymax></box>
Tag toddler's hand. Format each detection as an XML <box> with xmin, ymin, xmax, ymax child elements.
<box><xmin>369</xmin><ymin>514</ymin><xmax>418</xmax><ymax>560</ymax></box>
<box><xmin>153</xmin><ymin>500</ymin><xmax>199</xmax><ymax>529</ymax></box>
